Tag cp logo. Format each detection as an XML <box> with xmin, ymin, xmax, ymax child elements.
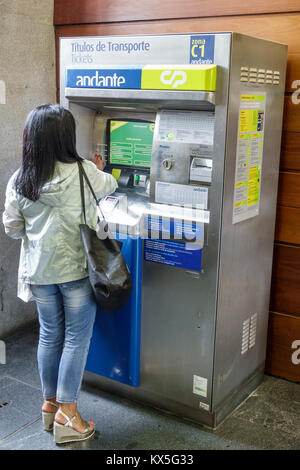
<box><xmin>160</xmin><ymin>70</ymin><xmax>187</xmax><ymax>89</ymax></box>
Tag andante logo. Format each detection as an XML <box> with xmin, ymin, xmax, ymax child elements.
<box><xmin>160</xmin><ymin>70</ymin><xmax>187</xmax><ymax>89</ymax></box>
<box><xmin>75</xmin><ymin>71</ymin><xmax>125</xmax><ymax>88</ymax></box>
<box><xmin>67</xmin><ymin>68</ymin><xmax>142</xmax><ymax>89</ymax></box>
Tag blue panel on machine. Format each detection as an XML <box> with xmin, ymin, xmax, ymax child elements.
<box><xmin>144</xmin><ymin>239</ymin><xmax>202</xmax><ymax>271</ymax></box>
<box><xmin>190</xmin><ymin>35</ymin><xmax>215</xmax><ymax>64</ymax></box>
<box><xmin>66</xmin><ymin>67</ymin><xmax>142</xmax><ymax>89</ymax></box>
<box><xmin>145</xmin><ymin>216</ymin><xmax>204</xmax><ymax>240</ymax></box>
<box><xmin>85</xmin><ymin>235</ymin><xmax>142</xmax><ymax>387</ymax></box>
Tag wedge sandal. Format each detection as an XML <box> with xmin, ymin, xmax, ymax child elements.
<box><xmin>54</xmin><ymin>409</ymin><xmax>95</xmax><ymax>445</ymax></box>
<box><xmin>42</xmin><ymin>400</ymin><xmax>59</xmax><ymax>432</ymax></box>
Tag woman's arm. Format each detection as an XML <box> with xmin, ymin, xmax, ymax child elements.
<box><xmin>93</xmin><ymin>154</ymin><xmax>106</xmax><ymax>171</ymax></box>
<box><xmin>84</xmin><ymin>160</ymin><xmax>118</xmax><ymax>199</ymax></box>
<box><xmin>2</xmin><ymin>174</ymin><xmax>25</xmax><ymax>239</ymax></box>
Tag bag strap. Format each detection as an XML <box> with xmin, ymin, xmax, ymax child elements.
<box><xmin>77</xmin><ymin>160</ymin><xmax>107</xmax><ymax>223</ymax></box>
<box><xmin>78</xmin><ymin>162</ymin><xmax>87</xmax><ymax>225</ymax></box>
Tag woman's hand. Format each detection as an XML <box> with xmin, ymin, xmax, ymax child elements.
<box><xmin>93</xmin><ymin>154</ymin><xmax>106</xmax><ymax>171</ymax></box>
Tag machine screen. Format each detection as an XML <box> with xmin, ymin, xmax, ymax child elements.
<box><xmin>108</xmin><ymin>119</ymin><xmax>154</xmax><ymax>168</ymax></box>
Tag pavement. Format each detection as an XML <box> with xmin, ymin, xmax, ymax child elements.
<box><xmin>0</xmin><ymin>323</ymin><xmax>299</xmax><ymax>450</ymax></box>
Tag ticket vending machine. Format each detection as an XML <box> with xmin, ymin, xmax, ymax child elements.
<box><xmin>60</xmin><ymin>33</ymin><xmax>287</xmax><ymax>428</ymax></box>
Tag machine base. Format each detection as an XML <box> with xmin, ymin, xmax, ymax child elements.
<box><xmin>83</xmin><ymin>364</ymin><xmax>265</xmax><ymax>430</ymax></box>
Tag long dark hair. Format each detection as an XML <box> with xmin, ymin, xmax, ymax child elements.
<box><xmin>15</xmin><ymin>104</ymin><xmax>82</xmax><ymax>201</ymax></box>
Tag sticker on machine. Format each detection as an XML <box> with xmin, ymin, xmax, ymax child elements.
<box><xmin>158</xmin><ymin>109</ymin><xmax>215</xmax><ymax>145</ymax></box>
<box><xmin>144</xmin><ymin>239</ymin><xmax>202</xmax><ymax>271</ymax></box>
<box><xmin>193</xmin><ymin>375</ymin><xmax>208</xmax><ymax>397</ymax></box>
<box><xmin>232</xmin><ymin>93</ymin><xmax>266</xmax><ymax>224</ymax></box>
<box><xmin>199</xmin><ymin>402</ymin><xmax>210</xmax><ymax>411</ymax></box>
<box><xmin>155</xmin><ymin>181</ymin><xmax>208</xmax><ymax>208</ymax></box>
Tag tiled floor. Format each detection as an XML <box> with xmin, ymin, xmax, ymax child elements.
<box><xmin>0</xmin><ymin>323</ymin><xmax>299</xmax><ymax>450</ymax></box>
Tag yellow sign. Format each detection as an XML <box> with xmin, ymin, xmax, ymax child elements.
<box><xmin>141</xmin><ymin>65</ymin><xmax>217</xmax><ymax>91</ymax></box>
<box><xmin>247</xmin><ymin>166</ymin><xmax>261</xmax><ymax>206</ymax></box>
<box><xmin>233</xmin><ymin>93</ymin><xmax>266</xmax><ymax>224</ymax></box>
<box><xmin>112</xmin><ymin>168</ymin><xmax>121</xmax><ymax>180</ymax></box>
<box><xmin>110</xmin><ymin>121</ymin><xmax>127</xmax><ymax>132</ymax></box>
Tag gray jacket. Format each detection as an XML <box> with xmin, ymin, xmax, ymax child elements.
<box><xmin>2</xmin><ymin>160</ymin><xmax>117</xmax><ymax>301</ymax></box>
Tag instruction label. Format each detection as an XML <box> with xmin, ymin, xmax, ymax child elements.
<box><xmin>232</xmin><ymin>94</ymin><xmax>266</xmax><ymax>224</ymax></box>
<box><xmin>193</xmin><ymin>375</ymin><xmax>208</xmax><ymax>397</ymax></box>
<box><xmin>155</xmin><ymin>182</ymin><xmax>208</xmax><ymax>208</ymax></box>
<box><xmin>144</xmin><ymin>239</ymin><xmax>202</xmax><ymax>271</ymax></box>
<box><xmin>158</xmin><ymin>110</ymin><xmax>214</xmax><ymax>145</ymax></box>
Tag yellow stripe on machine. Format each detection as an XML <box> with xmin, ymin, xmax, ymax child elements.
<box><xmin>141</xmin><ymin>65</ymin><xmax>217</xmax><ymax>91</ymax></box>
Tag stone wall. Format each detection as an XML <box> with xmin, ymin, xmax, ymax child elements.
<box><xmin>0</xmin><ymin>1</ymin><xmax>56</xmax><ymax>337</ymax></box>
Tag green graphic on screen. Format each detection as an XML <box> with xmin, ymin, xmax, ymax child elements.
<box><xmin>109</xmin><ymin>120</ymin><xmax>154</xmax><ymax>168</ymax></box>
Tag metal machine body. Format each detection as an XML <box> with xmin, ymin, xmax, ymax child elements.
<box><xmin>60</xmin><ymin>33</ymin><xmax>287</xmax><ymax>428</ymax></box>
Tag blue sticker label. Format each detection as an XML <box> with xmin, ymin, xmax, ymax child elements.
<box><xmin>145</xmin><ymin>217</ymin><xmax>204</xmax><ymax>241</ymax></box>
<box><xmin>66</xmin><ymin>68</ymin><xmax>142</xmax><ymax>89</ymax></box>
<box><xmin>144</xmin><ymin>239</ymin><xmax>202</xmax><ymax>271</ymax></box>
<box><xmin>257</xmin><ymin>112</ymin><xmax>264</xmax><ymax>131</ymax></box>
<box><xmin>190</xmin><ymin>35</ymin><xmax>215</xmax><ymax>64</ymax></box>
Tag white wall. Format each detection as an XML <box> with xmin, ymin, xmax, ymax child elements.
<box><xmin>0</xmin><ymin>0</ymin><xmax>56</xmax><ymax>337</ymax></box>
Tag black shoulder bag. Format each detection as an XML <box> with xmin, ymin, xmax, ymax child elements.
<box><xmin>78</xmin><ymin>161</ymin><xmax>132</xmax><ymax>312</ymax></box>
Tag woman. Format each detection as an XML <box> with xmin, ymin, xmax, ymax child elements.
<box><xmin>2</xmin><ymin>104</ymin><xmax>117</xmax><ymax>444</ymax></box>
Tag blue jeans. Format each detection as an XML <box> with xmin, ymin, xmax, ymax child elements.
<box><xmin>31</xmin><ymin>278</ymin><xmax>96</xmax><ymax>403</ymax></box>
